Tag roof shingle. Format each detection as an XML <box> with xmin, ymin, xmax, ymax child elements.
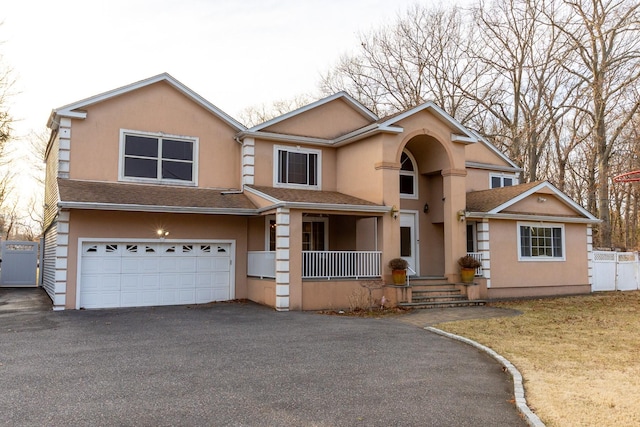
<box><xmin>58</xmin><ymin>179</ymin><xmax>257</xmax><ymax>211</ymax></box>
<box><xmin>465</xmin><ymin>181</ymin><xmax>543</xmax><ymax>212</ymax></box>
<box><xmin>248</xmin><ymin>186</ymin><xmax>380</xmax><ymax>206</ymax></box>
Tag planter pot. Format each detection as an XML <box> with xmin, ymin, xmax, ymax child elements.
<box><xmin>392</xmin><ymin>269</ymin><xmax>407</xmax><ymax>285</ymax></box>
<box><xmin>460</xmin><ymin>267</ymin><xmax>476</xmax><ymax>284</ymax></box>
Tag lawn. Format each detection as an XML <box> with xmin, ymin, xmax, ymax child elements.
<box><xmin>434</xmin><ymin>291</ymin><xmax>640</xmax><ymax>427</ymax></box>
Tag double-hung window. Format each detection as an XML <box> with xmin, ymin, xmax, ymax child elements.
<box><xmin>518</xmin><ymin>222</ymin><xmax>564</xmax><ymax>260</ymax></box>
<box><xmin>121</xmin><ymin>130</ymin><xmax>197</xmax><ymax>185</ymax></box>
<box><xmin>490</xmin><ymin>173</ymin><xmax>517</xmax><ymax>189</ymax></box>
<box><xmin>274</xmin><ymin>145</ymin><xmax>320</xmax><ymax>189</ymax></box>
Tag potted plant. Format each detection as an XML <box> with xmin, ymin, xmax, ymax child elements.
<box><xmin>388</xmin><ymin>258</ymin><xmax>409</xmax><ymax>285</ymax></box>
<box><xmin>458</xmin><ymin>255</ymin><xmax>481</xmax><ymax>283</ymax></box>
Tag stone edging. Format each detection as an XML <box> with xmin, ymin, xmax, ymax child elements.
<box><xmin>425</xmin><ymin>327</ymin><xmax>545</xmax><ymax>427</ymax></box>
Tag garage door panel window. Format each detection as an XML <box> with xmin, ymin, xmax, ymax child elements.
<box><xmin>121</xmin><ymin>130</ymin><xmax>197</xmax><ymax>185</ymax></box>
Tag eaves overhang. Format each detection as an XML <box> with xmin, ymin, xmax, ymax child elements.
<box><xmin>489</xmin><ymin>181</ymin><xmax>598</xmax><ymax>220</ymax></box>
<box><xmin>465</xmin><ymin>161</ymin><xmax>523</xmax><ymax>173</ymax></box>
<box><xmin>47</xmin><ymin>73</ymin><xmax>246</xmax><ymax>132</ymax></box>
<box><xmin>236</xmin><ymin>123</ymin><xmax>403</xmax><ymax>147</ymax></box>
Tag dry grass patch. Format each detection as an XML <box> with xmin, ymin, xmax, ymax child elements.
<box><xmin>436</xmin><ymin>291</ymin><xmax>640</xmax><ymax>427</ymax></box>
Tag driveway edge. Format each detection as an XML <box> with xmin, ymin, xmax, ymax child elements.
<box><xmin>425</xmin><ymin>327</ymin><xmax>545</xmax><ymax>427</ymax></box>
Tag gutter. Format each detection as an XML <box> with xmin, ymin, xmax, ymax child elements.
<box><xmin>256</xmin><ymin>202</ymin><xmax>389</xmax><ymax>214</ymax></box>
<box><xmin>466</xmin><ymin>211</ymin><xmax>602</xmax><ymax>224</ymax></box>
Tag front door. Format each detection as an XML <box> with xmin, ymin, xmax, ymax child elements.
<box><xmin>400</xmin><ymin>212</ymin><xmax>418</xmax><ymax>275</ymax></box>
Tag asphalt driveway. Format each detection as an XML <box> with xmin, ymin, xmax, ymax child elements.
<box><xmin>0</xmin><ymin>289</ymin><xmax>526</xmax><ymax>426</ymax></box>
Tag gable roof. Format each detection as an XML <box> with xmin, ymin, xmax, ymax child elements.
<box><xmin>466</xmin><ymin>181</ymin><xmax>599</xmax><ymax>223</ymax></box>
<box><xmin>238</xmin><ymin>97</ymin><xmax>478</xmax><ymax>148</ymax></box>
<box><xmin>57</xmin><ymin>179</ymin><xmax>257</xmax><ymax>215</ymax></box>
<box><xmin>245</xmin><ymin>185</ymin><xmax>388</xmax><ymax>213</ymax></box>
<box><xmin>376</xmin><ymin>102</ymin><xmax>478</xmax><ymax>144</ymax></box>
<box><xmin>465</xmin><ymin>131</ymin><xmax>521</xmax><ymax>172</ymax></box>
<box><xmin>247</xmin><ymin>92</ymin><xmax>378</xmax><ymax>132</ymax></box>
<box><xmin>47</xmin><ymin>73</ymin><xmax>246</xmax><ymax>131</ymax></box>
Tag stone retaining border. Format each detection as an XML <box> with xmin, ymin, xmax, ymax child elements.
<box><xmin>426</xmin><ymin>327</ymin><xmax>545</xmax><ymax>427</ymax></box>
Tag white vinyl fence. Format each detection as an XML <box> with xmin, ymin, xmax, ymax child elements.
<box><xmin>0</xmin><ymin>241</ymin><xmax>39</xmax><ymax>287</ymax></box>
<box><xmin>592</xmin><ymin>251</ymin><xmax>640</xmax><ymax>291</ymax></box>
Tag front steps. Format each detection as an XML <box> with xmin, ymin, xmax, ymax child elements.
<box><xmin>397</xmin><ymin>277</ymin><xmax>487</xmax><ymax>309</ymax></box>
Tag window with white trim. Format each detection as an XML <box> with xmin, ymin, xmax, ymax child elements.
<box><xmin>400</xmin><ymin>151</ymin><xmax>418</xmax><ymax>198</ymax></box>
<box><xmin>120</xmin><ymin>130</ymin><xmax>197</xmax><ymax>184</ymax></box>
<box><xmin>490</xmin><ymin>173</ymin><xmax>517</xmax><ymax>188</ymax></box>
<box><xmin>265</xmin><ymin>215</ymin><xmax>327</xmax><ymax>251</ymax></box>
<box><xmin>518</xmin><ymin>223</ymin><xmax>564</xmax><ymax>260</ymax></box>
<box><xmin>274</xmin><ymin>145</ymin><xmax>321</xmax><ymax>189</ymax></box>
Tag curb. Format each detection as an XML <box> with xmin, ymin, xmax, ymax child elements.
<box><xmin>425</xmin><ymin>327</ymin><xmax>545</xmax><ymax>427</ymax></box>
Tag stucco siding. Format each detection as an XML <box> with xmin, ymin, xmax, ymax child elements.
<box><xmin>505</xmin><ymin>194</ymin><xmax>577</xmax><ymax>216</ymax></box>
<box><xmin>489</xmin><ymin>220</ymin><xmax>589</xmax><ymax>291</ymax></box>
<box><xmin>68</xmin><ymin>81</ymin><xmax>241</xmax><ymax>189</ymax></box>
<box><xmin>262</xmin><ymin>98</ymin><xmax>373</xmax><ymax>139</ymax></box>
<box><xmin>465</xmin><ymin>168</ymin><xmax>493</xmax><ymax>192</ymax></box>
<box><xmin>252</xmin><ymin>140</ymin><xmax>337</xmax><ymax>191</ymax></box>
<box><xmin>301</xmin><ymin>280</ymin><xmax>384</xmax><ymax>311</ymax></box>
<box><xmin>465</xmin><ymin>140</ymin><xmax>514</xmax><ymax>167</ymax></box>
<box><xmin>336</xmin><ymin>134</ymin><xmax>388</xmax><ymax>204</ymax></box>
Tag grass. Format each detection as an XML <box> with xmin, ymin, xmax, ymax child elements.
<box><xmin>435</xmin><ymin>291</ymin><xmax>640</xmax><ymax>427</ymax></box>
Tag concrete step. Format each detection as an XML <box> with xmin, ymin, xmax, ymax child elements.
<box><xmin>411</xmin><ymin>294</ymin><xmax>467</xmax><ymax>303</ymax></box>
<box><xmin>399</xmin><ymin>300</ymin><xmax>487</xmax><ymax>309</ymax></box>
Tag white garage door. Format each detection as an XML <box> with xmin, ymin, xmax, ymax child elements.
<box><xmin>79</xmin><ymin>241</ymin><xmax>233</xmax><ymax>309</ymax></box>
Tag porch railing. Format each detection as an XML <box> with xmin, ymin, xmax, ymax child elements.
<box><xmin>303</xmin><ymin>251</ymin><xmax>382</xmax><ymax>279</ymax></box>
<box><xmin>467</xmin><ymin>252</ymin><xmax>484</xmax><ymax>276</ymax></box>
<box><xmin>247</xmin><ymin>251</ymin><xmax>276</xmax><ymax>278</ymax></box>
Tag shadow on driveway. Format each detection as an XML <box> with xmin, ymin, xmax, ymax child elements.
<box><xmin>0</xmin><ymin>300</ymin><xmax>527</xmax><ymax>426</ymax></box>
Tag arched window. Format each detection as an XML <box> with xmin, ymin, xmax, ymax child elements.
<box><xmin>400</xmin><ymin>151</ymin><xmax>418</xmax><ymax>198</ymax></box>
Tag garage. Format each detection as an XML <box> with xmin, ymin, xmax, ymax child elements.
<box><xmin>78</xmin><ymin>240</ymin><xmax>234</xmax><ymax>309</ymax></box>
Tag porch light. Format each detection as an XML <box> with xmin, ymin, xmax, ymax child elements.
<box><xmin>457</xmin><ymin>210</ymin><xmax>467</xmax><ymax>222</ymax></box>
<box><xmin>423</xmin><ymin>203</ymin><xmax>429</xmax><ymax>214</ymax></box>
<box><xmin>390</xmin><ymin>205</ymin><xmax>399</xmax><ymax>219</ymax></box>
<box><xmin>156</xmin><ymin>229</ymin><xmax>170</xmax><ymax>238</ymax></box>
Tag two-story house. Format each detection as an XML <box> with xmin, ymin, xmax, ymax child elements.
<box><xmin>42</xmin><ymin>73</ymin><xmax>599</xmax><ymax>311</ymax></box>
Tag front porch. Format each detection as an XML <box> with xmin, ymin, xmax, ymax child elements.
<box><xmin>247</xmin><ymin>249</ymin><xmax>488</xmax><ymax>310</ymax></box>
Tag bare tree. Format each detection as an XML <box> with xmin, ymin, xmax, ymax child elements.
<box><xmin>320</xmin><ymin>4</ymin><xmax>480</xmax><ymax>120</ymax></box>
<box><xmin>238</xmin><ymin>94</ymin><xmax>316</xmax><ymax>127</ymax></box>
<box><xmin>552</xmin><ymin>0</ymin><xmax>640</xmax><ymax>247</ymax></box>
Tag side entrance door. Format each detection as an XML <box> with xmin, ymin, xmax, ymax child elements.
<box><xmin>400</xmin><ymin>212</ymin><xmax>418</xmax><ymax>275</ymax></box>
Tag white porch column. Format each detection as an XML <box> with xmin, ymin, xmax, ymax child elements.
<box><xmin>58</xmin><ymin>118</ymin><xmax>72</xmax><ymax>179</ymax></box>
<box><xmin>275</xmin><ymin>207</ymin><xmax>290</xmax><ymax>311</ymax></box>
<box><xmin>477</xmin><ymin>220</ymin><xmax>491</xmax><ymax>288</ymax></box>
<box><xmin>242</xmin><ymin>137</ymin><xmax>255</xmax><ymax>186</ymax></box>
<box><xmin>53</xmin><ymin>210</ymin><xmax>70</xmax><ymax>310</ymax></box>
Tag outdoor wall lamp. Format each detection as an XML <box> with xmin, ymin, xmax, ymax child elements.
<box><xmin>156</xmin><ymin>228</ymin><xmax>170</xmax><ymax>239</ymax></box>
<box><xmin>423</xmin><ymin>203</ymin><xmax>429</xmax><ymax>214</ymax></box>
<box><xmin>457</xmin><ymin>210</ymin><xmax>466</xmax><ymax>222</ymax></box>
<box><xmin>390</xmin><ymin>205</ymin><xmax>399</xmax><ymax>219</ymax></box>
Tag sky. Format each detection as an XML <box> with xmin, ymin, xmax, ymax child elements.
<box><xmin>1</xmin><ymin>0</ymin><xmax>427</xmax><ymax>229</ymax></box>
<box><xmin>2</xmin><ymin>0</ymin><xmax>428</xmax><ymax>138</ymax></box>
